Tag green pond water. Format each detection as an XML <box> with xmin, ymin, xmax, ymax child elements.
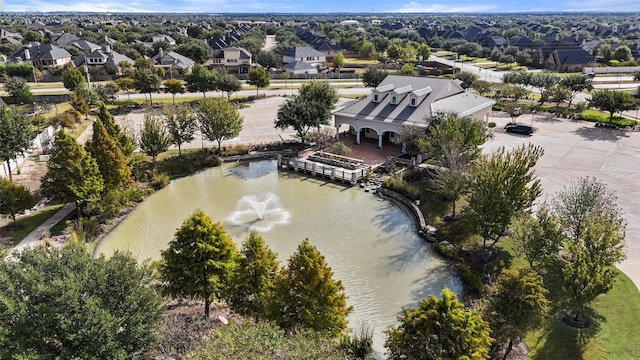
<box><xmin>96</xmin><ymin>160</ymin><xmax>461</xmax><ymax>354</ymax></box>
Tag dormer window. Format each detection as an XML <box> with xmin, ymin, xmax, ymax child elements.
<box><xmin>391</xmin><ymin>96</ymin><xmax>397</xmax><ymax>105</ymax></box>
<box><xmin>410</xmin><ymin>98</ymin><xmax>416</xmax><ymax>106</ymax></box>
<box><xmin>374</xmin><ymin>94</ymin><xmax>379</xmax><ymax>102</ymax></box>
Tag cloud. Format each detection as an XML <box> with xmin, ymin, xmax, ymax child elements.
<box><xmin>6</xmin><ymin>0</ymin><xmax>162</xmax><ymax>12</ymax></box>
<box><xmin>393</xmin><ymin>1</ymin><xmax>498</xmax><ymax>12</ymax></box>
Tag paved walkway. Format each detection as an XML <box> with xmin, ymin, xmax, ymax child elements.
<box><xmin>13</xmin><ymin>203</ymin><xmax>75</xmax><ymax>251</ymax></box>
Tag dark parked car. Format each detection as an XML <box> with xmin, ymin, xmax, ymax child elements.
<box><xmin>505</xmin><ymin>123</ymin><xmax>536</xmax><ymax>135</ymax></box>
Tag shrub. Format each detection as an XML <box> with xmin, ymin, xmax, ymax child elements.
<box><xmin>49</xmin><ymin>112</ymin><xmax>77</xmax><ymax>129</ymax></box>
<box><xmin>151</xmin><ymin>172</ymin><xmax>170</xmax><ymax>190</ymax></box>
<box><xmin>331</xmin><ymin>141</ymin><xmax>351</xmax><ymax>156</ymax></box>
<box><xmin>433</xmin><ymin>241</ymin><xmax>461</xmax><ymax>261</ymax></box>
<box><xmin>382</xmin><ymin>176</ymin><xmax>421</xmax><ymax>201</ymax></box>
<box><xmin>340</xmin><ymin>324</ymin><xmax>373</xmax><ymax>359</ymax></box>
<box><xmin>487</xmin><ymin>121</ymin><xmax>496</xmax><ymax>128</ymax></box>
<box><xmin>457</xmin><ymin>263</ymin><xmax>485</xmax><ymax>294</ymax></box>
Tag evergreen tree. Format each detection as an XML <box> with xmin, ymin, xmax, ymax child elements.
<box><xmin>139</xmin><ymin>112</ymin><xmax>171</xmax><ymax>166</ymax></box>
<box><xmin>0</xmin><ymin>244</ymin><xmax>163</xmax><ymax>359</ymax></box>
<box><xmin>160</xmin><ymin>210</ymin><xmax>238</xmax><ymax>317</ymax></box>
<box><xmin>0</xmin><ymin>179</ymin><xmax>35</xmax><ymax>226</ymax></box>
<box><xmin>268</xmin><ymin>239</ymin><xmax>352</xmax><ymax>338</ymax></box>
<box><xmin>62</xmin><ymin>65</ymin><xmax>86</xmax><ymax>91</ymax></box>
<box><xmin>163</xmin><ymin>103</ymin><xmax>197</xmax><ymax>156</ymax></box>
<box><xmin>385</xmin><ymin>288</ymin><xmax>493</xmax><ymax>360</ymax></box>
<box><xmin>487</xmin><ymin>269</ymin><xmax>549</xmax><ymax>360</ymax></box>
<box><xmin>3</xmin><ymin>76</ymin><xmax>32</xmax><ymax>103</ymax></box>
<box><xmin>97</xmin><ymin>103</ymin><xmax>134</xmax><ymax>157</ymax></box>
<box><xmin>197</xmin><ymin>97</ymin><xmax>244</xmax><ymax>152</ymax></box>
<box><xmin>70</xmin><ymin>92</ymin><xmax>90</xmax><ymax>120</ymax></box>
<box><xmin>0</xmin><ymin>106</ymin><xmax>31</xmax><ymax>182</ymax></box>
<box><xmin>86</xmin><ymin>119</ymin><xmax>131</xmax><ymax>191</ymax></box>
<box><xmin>228</xmin><ymin>231</ymin><xmax>280</xmax><ymax>320</ymax></box>
<box><xmin>40</xmin><ymin>130</ymin><xmax>104</xmax><ymax>217</ymax></box>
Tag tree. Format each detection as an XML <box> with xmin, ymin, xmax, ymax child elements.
<box><xmin>92</xmin><ymin>82</ymin><xmax>119</xmax><ymax>103</ymax></box>
<box><xmin>85</xmin><ymin>119</ymin><xmax>131</xmax><ymax>191</ymax></box>
<box><xmin>163</xmin><ymin>78</ymin><xmax>185</xmax><ymax>105</ymax></box>
<box><xmin>362</xmin><ymin>67</ymin><xmax>388</xmax><ymax>87</ymax></box>
<box><xmin>391</xmin><ymin>124</ymin><xmax>426</xmax><ymax>154</ymax></box>
<box><xmin>399</xmin><ymin>63</ymin><xmax>417</xmax><ymax>75</ymax></box>
<box><xmin>332</xmin><ymin>53</ymin><xmax>345</xmax><ymax>70</ymax></box>
<box><xmin>276</xmin><ymin>96</ymin><xmax>328</xmax><ymax>144</ymax></box>
<box><xmin>40</xmin><ymin>130</ymin><xmax>104</xmax><ymax>217</ymax></box>
<box><xmin>547</xmin><ymin>84</ymin><xmax>571</xmax><ymax>109</ymax></box>
<box><xmin>419</xmin><ymin>42</ymin><xmax>431</xmax><ymax>60</ymax></box>
<box><xmin>0</xmin><ymin>106</ymin><xmax>31</xmax><ymax>182</ymax></box>
<box><xmin>471</xmin><ymin>79</ymin><xmax>492</xmax><ymax>96</ymax></box>
<box><xmin>197</xmin><ymin>97</ymin><xmax>244</xmax><ymax>152</ymax></box>
<box><xmin>0</xmin><ymin>179</ymin><xmax>35</xmax><ymax>226</ymax></box>
<box><xmin>454</xmin><ymin>70</ymin><xmax>478</xmax><ymax>89</ymax></box>
<box><xmin>160</xmin><ymin>210</ymin><xmax>238</xmax><ymax>317</ymax></box>
<box><xmin>3</xmin><ymin>76</ymin><xmax>32</xmax><ymax>103</ymax></box>
<box><xmin>268</xmin><ymin>239</ymin><xmax>352</xmax><ymax>338</ymax></box>
<box><xmin>419</xmin><ymin>112</ymin><xmax>489</xmax><ymax>164</ymax></box>
<box><xmin>70</xmin><ymin>92</ymin><xmax>90</xmax><ymax>120</ymax></box>
<box><xmin>386</xmin><ymin>44</ymin><xmax>403</xmax><ymax>60</ymax></box>
<box><xmin>487</xmin><ymin>269</ymin><xmax>549</xmax><ymax>360</ymax></box>
<box><xmin>163</xmin><ymin>103</ymin><xmax>198</xmax><ymax>156</ymax></box>
<box><xmin>512</xmin><ymin>204</ymin><xmax>563</xmax><ymax>268</ymax></box>
<box><xmin>560</xmin><ymin>74</ymin><xmax>594</xmax><ymax>107</ymax></box>
<box><xmin>217</xmin><ymin>73</ymin><xmax>242</xmax><ymax>100</ymax></box>
<box><xmin>385</xmin><ymin>288</ymin><xmax>492</xmax><ymax>360</ymax></box>
<box><xmin>529</xmin><ymin>73</ymin><xmax>560</xmax><ymax>104</ymax></box>
<box><xmin>133</xmin><ymin>68</ymin><xmax>162</xmax><ymax>103</ymax></box>
<box><xmin>633</xmin><ymin>70</ymin><xmax>640</xmax><ymax>82</ymax></box>
<box><xmin>428</xmin><ymin>142</ymin><xmax>470</xmax><ymax>218</ymax></box>
<box><xmin>358</xmin><ymin>40</ymin><xmax>375</xmax><ymax>59</ymax></box>
<box><xmin>0</xmin><ymin>244</ymin><xmax>163</xmax><ymax>359</ymax></box>
<box><xmin>62</xmin><ymin>65</ymin><xmax>86</xmax><ymax>91</ymax></box>
<box><xmin>175</xmin><ymin>41</ymin><xmax>212</xmax><ymax>64</ymax></box>
<box><xmin>97</xmin><ymin>103</ymin><xmax>134</xmax><ymax>158</ymax></box>
<box><xmin>140</xmin><ymin>112</ymin><xmax>171</xmax><ymax>166</ymax></box>
<box><xmin>297</xmin><ymin>81</ymin><xmax>339</xmax><ymax>130</ymax></box>
<box><xmin>247</xmin><ymin>67</ymin><xmax>270</xmax><ymax>97</ymax></box>
<box><xmin>589</xmin><ymin>90</ymin><xmax>637</xmax><ymax>122</ymax></box>
<box><xmin>115</xmin><ymin>77</ymin><xmax>135</xmax><ymax>101</ymax></box>
<box><xmin>185</xmin><ymin>63</ymin><xmax>218</xmax><ymax>97</ymax></box>
<box><xmin>613</xmin><ymin>45</ymin><xmax>632</xmax><ymax>62</ymax></box>
<box><xmin>563</xmin><ymin>215</ymin><xmax>626</xmax><ymax>319</ymax></box>
<box><xmin>228</xmin><ymin>231</ymin><xmax>280</xmax><ymax>320</ymax></box>
<box><xmin>552</xmin><ymin>176</ymin><xmax>623</xmax><ymax>242</ymax></box>
<box><xmin>254</xmin><ymin>50</ymin><xmax>281</xmax><ymax>69</ymax></box>
<box><xmin>502</xmin><ymin>70</ymin><xmax>532</xmax><ymax>86</ymax></box>
<box><xmin>465</xmin><ymin>144</ymin><xmax>544</xmax><ymax>247</ymax></box>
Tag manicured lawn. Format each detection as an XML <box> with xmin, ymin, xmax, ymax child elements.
<box><xmin>0</xmin><ymin>204</ymin><xmax>64</xmax><ymax>247</ymax></box>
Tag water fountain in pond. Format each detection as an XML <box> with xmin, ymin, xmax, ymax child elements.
<box><xmin>226</xmin><ymin>193</ymin><xmax>290</xmax><ymax>232</ymax></box>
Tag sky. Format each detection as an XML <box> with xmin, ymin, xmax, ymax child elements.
<box><xmin>3</xmin><ymin>0</ymin><xmax>640</xmax><ymax>13</ymax></box>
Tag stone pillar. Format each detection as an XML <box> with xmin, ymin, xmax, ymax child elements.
<box><xmin>330</xmin><ymin>167</ymin><xmax>336</xmax><ymax>181</ymax></box>
<box><xmin>356</xmin><ymin>130</ymin><xmax>361</xmax><ymax>144</ymax></box>
<box><xmin>335</xmin><ymin>126</ymin><xmax>340</xmax><ymax>140</ymax></box>
<box><xmin>351</xmin><ymin>171</ymin><xmax>357</xmax><ymax>185</ymax></box>
<box><xmin>293</xmin><ymin>160</ymin><xmax>298</xmax><ymax>172</ymax></box>
<box><xmin>312</xmin><ymin>163</ymin><xmax>317</xmax><ymax>176</ymax></box>
<box><xmin>378</xmin><ymin>134</ymin><xmax>383</xmax><ymax>148</ymax></box>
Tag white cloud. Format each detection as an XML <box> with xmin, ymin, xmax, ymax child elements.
<box><xmin>393</xmin><ymin>1</ymin><xmax>498</xmax><ymax>12</ymax></box>
<box><xmin>6</xmin><ymin>0</ymin><xmax>162</xmax><ymax>12</ymax></box>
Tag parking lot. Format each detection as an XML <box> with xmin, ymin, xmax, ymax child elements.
<box><xmin>485</xmin><ymin>113</ymin><xmax>640</xmax><ymax>289</ymax></box>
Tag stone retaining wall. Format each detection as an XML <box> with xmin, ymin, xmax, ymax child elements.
<box><xmin>377</xmin><ymin>187</ymin><xmax>434</xmax><ymax>241</ymax></box>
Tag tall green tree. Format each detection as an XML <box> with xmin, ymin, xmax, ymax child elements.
<box><xmin>228</xmin><ymin>231</ymin><xmax>280</xmax><ymax>320</ymax></box>
<box><xmin>298</xmin><ymin>81</ymin><xmax>339</xmax><ymax>130</ymax></box>
<box><xmin>0</xmin><ymin>178</ymin><xmax>35</xmax><ymax>226</ymax></box>
<box><xmin>86</xmin><ymin>119</ymin><xmax>131</xmax><ymax>191</ymax></box>
<box><xmin>268</xmin><ymin>239</ymin><xmax>352</xmax><ymax>338</ymax></box>
<box><xmin>332</xmin><ymin>53</ymin><xmax>345</xmax><ymax>70</ymax></box>
<box><xmin>62</xmin><ymin>65</ymin><xmax>86</xmax><ymax>91</ymax></box>
<box><xmin>254</xmin><ymin>50</ymin><xmax>281</xmax><ymax>69</ymax></box>
<box><xmin>529</xmin><ymin>73</ymin><xmax>560</xmax><ymax>104</ymax></box>
<box><xmin>197</xmin><ymin>97</ymin><xmax>244</xmax><ymax>151</ymax></box>
<box><xmin>115</xmin><ymin>77</ymin><xmax>135</xmax><ymax>101</ymax></box>
<box><xmin>419</xmin><ymin>112</ymin><xmax>489</xmax><ymax>164</ymax></box>
<box><xmin>133</xmin><ymin>68</ymin><xmax>162</xmax><ymax>103</ymax></box>
<box><xmin>512</xmin><ymin>204</ymin><xmax>564</xmax><ymax>268</ymax></box>
<box><xmin>563</xmin><ymin>215</ymin><xmax>627</xmax><ymax>319</ymax></box>
<box><xmin>0</xmin><ymin>244</ymin><xmax>163</xmax><ymax>359</ymax></box>
<box><xmin>427</xmin><ymin>142</ymin><xmax>470</xmax><ymax>218</ymax></box>
<box><xmin>3</xmin><ymin>76</ymin><xmax>32</xmax><ymax>103</ymax></box>
<box><xmin>40</xmin><ymin>130</ymin><xmax>104</xmax><ymax>217</ymax></box>
<box><xmin>163</xmin><ymin>78</ymin><xmax>185</xmax><ymax>105</ymax></box>
<box><xmin>70</xmin><ymin>92</ymin><xmax>90</xmax><ymax>120</ymax></box>
<box><xmin>160</xmin><ymin>210</ymin><xmax>238</xmax><ymax>317</ymax></box>
<box><xmin>385</xmin><ymin>288</ymin><xmax>493</xmax><ymax>360</ymax></box>
<box><xmin>217</xmin><ymin>73</ymin><xmax>242</xmax><ymax>100</ymax></box>
<box><xmin>362</xmin><ymin>67</ymin><xmax>388</xmax><ymax>87</ymax></box>
<box><xmin>247</xmin><ymin>67</ymin><xmax>270</xmax><ymax>97</ymax></box>
<box><xmin>163</xmin><ymin>103</ymin><xmax>198</xmax><ymax>156</ymax></box>
<box><xmin>560</xmin><ymin>74</ymin><xmax>594</xmax><ymax>107</ymax></box>
<box><xmin>589</xmin><ymin>90</ymin><xmax>637</xmax><ymax>122</ymax></box>
<box><xmin>140</xmin><ymin>112</ymin><xmax>171</xmax><ymax>166</ymax></box>
<box><xmin>465</xmin><ymin>144</ymin><xmax>544</xmax><ymax>247</ymax></box>
<box><xmin>487</xmin><ymin>269</ymin><xmax>549</xmax><ymax>360</ymax></box>
<box><xmin>0</xmin><ymin>106</ymin><xmax>31</xmax><ymax>182</ymax></box>
<box><xmin>276</xmin><ymin>96</ymin><xmax>328</xmax><ymax>144</ymax></box>
<box><xmin>399</xmin><ymin>63</ymin><xmax>417</xmax><ymax>75</ymax></box>
<box><xmin>97</xmin><ymin>103</ymin><xmax>134</xmax><ymax>158</ymax></box>
<box><xmin>454</xmin><ymin>70</ymin><xmax>478</xmax><ymax>89</ymax></box>
<box><xmin>184</xmin><ymin>64</ymin><xmax>217</xmax><ymax>98</ymax></box>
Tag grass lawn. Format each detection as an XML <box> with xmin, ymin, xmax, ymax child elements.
<box><xmin>0</xmin><ymin>204</ymin><xmax>65</xmax><ymax>247</ymax></box>
<box><xmin>343</xmin><ymin>58</ymin><xmax>380</xmax><ymax>65</ymax></box>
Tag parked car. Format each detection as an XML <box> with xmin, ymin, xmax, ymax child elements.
<box><xmin>505</xmin><ymin>123</ymin><xmax>536</xmax><ymax>135</ymax></box>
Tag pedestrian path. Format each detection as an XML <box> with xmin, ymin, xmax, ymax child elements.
<box><xmin>12</xmin><ymin>203</ymin><xmax>74</xmax><ymax>250</ymax></box>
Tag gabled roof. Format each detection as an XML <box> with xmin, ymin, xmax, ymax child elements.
<box><xmin>51</xmin><ymin>33</ymin><xmax>80</xmax><ymax>46</ymax></box>
<box><xmin>222</xmin><ymin>46</ymin><xmax>251</xmax><ymax>59</ymax></box>
<box><xmin>554</xmin><ymin>48</ymin><xmax>594</xmax><ymax>66</ymax></box>
<box><xmin>283</xmin><ymin>60</ymin><xmax>315</xmax><ymax>71</ymax></box>
<box><xmin>279</xmin><ymin>46</ymin><xmax>325</xmax><ymax>58</ymax></box>
<box><xmin>333</xmin><ymin>75</ymin><xmax>494</xmax><ymax>126</ymax></box>
<box><xmin>96</xmin><ymin>36</ymin><xmax>117</xmax><ymax>46</ymax></box>
<box><xmin>145</xmin><ymin>33</ymin><xmax>176</xmax><ymax>44</ymax></box>
<box><xmin>151</xmin><ymin>50</ymin><xmax>195</xmax><ymax>68</ymax></box>
<box><xmin>69</xmin><ymin>40</ymin><xmax>100</xmax><ymax>51</ymax></box>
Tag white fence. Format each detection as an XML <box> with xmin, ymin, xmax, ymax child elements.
<box><xmin>583</xmin><ymin>66</ymin><xmax>640</xmax><ymax>75</ymax></box>
<box><xmin>0</xmin><ymin>126</ymin><xmax>55</xmax><ymax>179</ymax></box>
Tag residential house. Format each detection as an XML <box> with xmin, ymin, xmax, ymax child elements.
<box><xmin>151</xmin><ymin>48</ymin><xmax>195</xmax><ymax>72</ymax></box>
<box><xmin>72</xmin><ymin>45</ymin><xmax>135</xmax><ymax>74</ymax></box>
<box><xmin>8</xmin><ymin>42</ymin><xmax>72</xmax><ymax>70</ymax></box>
<box><xmin>208</xmin><ymin>46</ymin><xmax>251</xmax><ymax>74</ymax></box>
<box><xmin>545</xmin><ymin>48</ymin><xmax>595</xmax><ymax>71</ymax></box>
<box><xmin>283</xmin><ymin>60</ymin><xmax>317</xmax><ymax>75</ymax></box>
<box><xmin>296</xmin><ymin>29</ymin><xmax>344</xmax><ymax>62</ymax></box>
<box><xmin>50</xmin><ymin>32</ymin><xmax>80</xmax><ymax>46</ymax></box>
<box><xmin>279</xmin><ymin>46</ymin><xmax>326</xmax><ymax>68</ymax></box>
<box><xmin>333</xmin><ymin>75</ymin><xmax>495</xmax><ymax>149</ymax></box>
<box><xmin>144</xmin><ymin>33</ymin><xmax>176</xmax><ymax>46</ymax></box>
